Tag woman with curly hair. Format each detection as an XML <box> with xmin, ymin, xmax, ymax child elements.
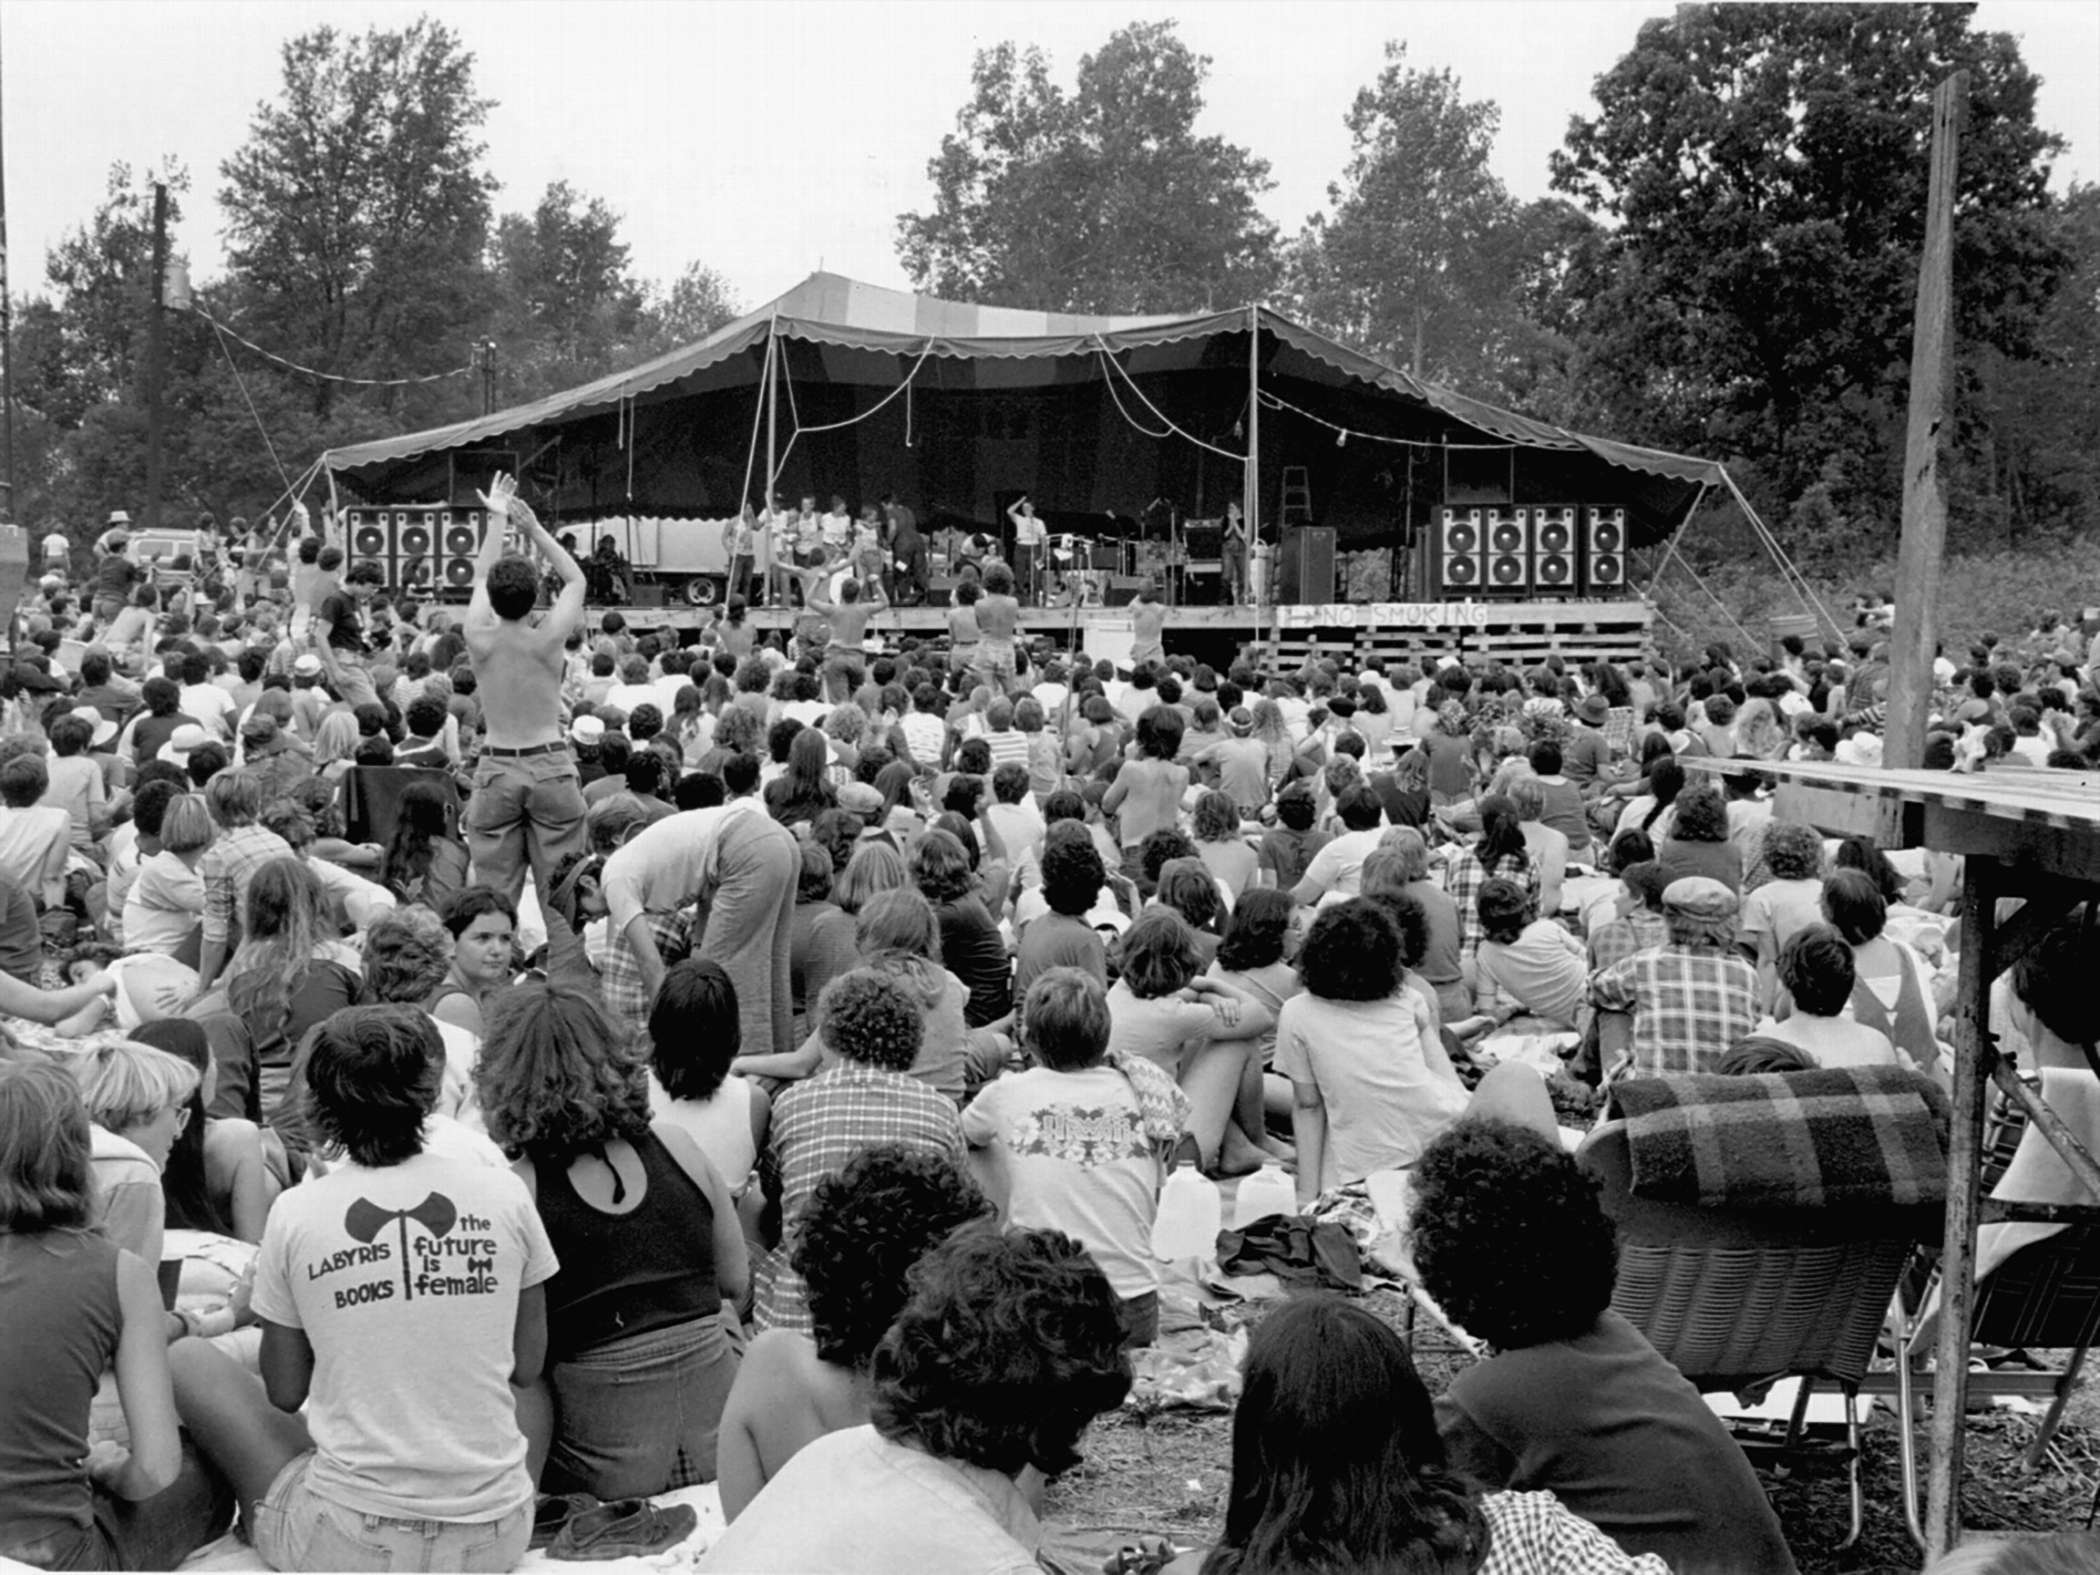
<box><xmin>705</xmin><ymin>1227</ymin><xmax>1130</xmax><ymax>1572</ymax></box>
<box><xmin>1410</xmin><ymin>1114</ymin><xmax>1796</xmax><ymax>1574</ymax></box>
<box><xmin>379</xmin><ymin>777</ymin><xmax>469</xmax><ymax>911</ymax></box>
<box><xmin>1106</xmin><ymin>908</ymin><xmax>1276</xmax><ymax>1176</ymax></box>
<box><xmin>222</xmin><ymin>857</ymin><xmax>364</xmax><ymax>1143</ymax></box>
<box><xmin>1655</xmin><ymin>782</ymin><xmax>1742</xmax><ymax>892</ymax></box>
<box><xmin>1207</xmin><ymin>886</ymin><xmax>1303</xmax><ymax>1123</ymax></box>
<box><xmin>911</xmin><ymin>827</ymin><xmax>1010</xmax><ymax>1029</ymax></box>
<box><xmin>1192</xmin><ymin>1295</ymin><xmax>1667</xmax><ymax>1575</ymax></box>
<box><xmin>476</xmin><ymin>980</ymin><xmax>748</xmax><ymax>1496</ymax></box>
<box><xmin>716</xmin><ymin>1145</ymin><xmax>991</xmax><ymax>1521</ymax></box>
<box><xmin>1277</xmin><ymin>898</ymin><xmax>1466</xmax><ymax>1208</ymax></box>
<box><xmin>752</xmin><ymin>969</ymin><xmax>966</xmax><ymax>1333</ymax></box>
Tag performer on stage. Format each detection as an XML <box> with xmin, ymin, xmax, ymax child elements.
<box><xmin>883</xmin><ymin>491</ymin><xmax>926</xmax><ymax>604</ymax></box>
<box><xmin>1223</xmin><ymin>500</ymin><xmax>1250</xmax><ymax>606</ymax></box>
<box><xmin>1006</xmin><ymin>496</ymin><xmax>1046</xmax><ymax>602</ymax></box>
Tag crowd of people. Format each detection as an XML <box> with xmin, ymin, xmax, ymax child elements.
<box><xmin>1</xmin><ymin>498</ymin><xmax>2094</xmax><ymax>1575</ymax></box>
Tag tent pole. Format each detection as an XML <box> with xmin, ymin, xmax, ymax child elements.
<box><xmin>764</xmin><ymin>313</ymin><xmax>779</xmax><ymax>601</ymax></box>
<box><xmin>1245</xmin><ymin>304</ymin><xmax>1260</xmax><ymax>610</ymax></box>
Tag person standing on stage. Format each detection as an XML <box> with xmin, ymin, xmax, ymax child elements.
<box><xmin>1222</xmin><ymin>500</ymin><xmax>1250</xmax><ymax>605</ymax></box>
<box><xmin>461</xmin><ymin>473</ymin><xmax>590</xmax><ymax>943</ymax></box>
<box><xmin>1007</xmin><ymin>496</ymin><xmax>1046</xmax><ymax>603</ymax></box>
<box><xmin>727</xmin><ymin>505</ymin><xmax>757</xmax><ymax>606</ymax></box>
<box><xmin>882</xmin><ymin>492</ymin><xmax>925</xmax><ymax>604</ymax></box>
<box><xmin>1131</xmin><ymin>579</ymin><xmax>1167</xmax><ymax>668</ymax></box>
<box><xmin>975</xmin><ymin>563</ymin><xmax>1022</xmax><ymax>695</ymax></box>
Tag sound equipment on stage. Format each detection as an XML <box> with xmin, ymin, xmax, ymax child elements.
<box><xmin>1183</xmin><ymin>520</ymin><xmax>1222</xmax><ymax>559</ymax></box>
<box><xmin>1584</xmin><ymin>506</ymin><xmax>1626</xmax><ymax>591</ymax></box>
<box><xmin>1293</xmin><ymin>526</ymin><xmax>1336</xmax><ymax>604</ymax></box>
<box><xmin>1090</xmin><ymin>544</ymin><xmax>1123</xmax><ymax>572</ymax></box>
<box><xmin>1527</xmin><ymin>505</ymin><xmax>1577</xmax><ymax>593</ymax></box>
<box><xmin>1103</xmin><ymin>574</ymin><xmax>1145</xmax><ymax>607</ymax></box>
<box><xmin>1438</xmin><ymin>507</ymin><xmax>1483</xmax><ymax>592</ymax></box>
<box><xmin>1485</xmin><ymin>509</ymin><xmax>1527</xmax><ymax>593</ymax></box>
<box><xmin>926</xmin><ymin>575</ymin><xmax>957</xmax><ymax>607</ymax></box>
<box><xmin>346</xmin><ymin>506</ymin><xmax>494</xmax><ymax>600</ymax></box>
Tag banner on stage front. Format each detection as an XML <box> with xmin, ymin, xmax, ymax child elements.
<box><xmin>1275</xmin><ymin>601</ymin><xmax>1492</xmax><ymax>631</ymax></box>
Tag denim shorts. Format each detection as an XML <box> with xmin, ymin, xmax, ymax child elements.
<box><xmin>250</xmin><ymin>1454</ymin><xmax>530</xmax><ymax>1573</ymax></box>
<box><xmin>543</xmin><ymin>1311</ymin><xmax>741</xmax><ymax>1499</ymax></box>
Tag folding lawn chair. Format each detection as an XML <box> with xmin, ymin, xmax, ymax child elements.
<box><xmin>1579</xmin><ymin>1067</ymin><xmax>1949</xmax><ymax>1552</ymax></box>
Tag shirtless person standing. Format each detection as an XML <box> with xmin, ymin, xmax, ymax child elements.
<box><xmin>974</xmin><ymin>562</ymin><xmax>1023</xmax><ymax>696</ymax></box>
<box><xmin>462</xmin><ymin>474</ymin><xmax>589</xmax><ymax>934</ymax></box>
<box><xmin>805</xmin><ymin>556</ymin><xmax>887</xmax><ymax>701</ymax></box>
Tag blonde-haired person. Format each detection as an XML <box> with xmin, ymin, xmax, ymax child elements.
<box><xmin>0</xmin><ymin>1058</ymin><xmax>231</xmax><ymax>1569</ymax></box>
<box><xmin>121</xmin><ymin>792</ymin><xmax>215</xmax><ymax>962</ymax></box>
<box><xmin>1506</xmin><ymin>775</ymin><xmax>1568</xmax><ymax>921</ymax></box>
<box><xmin>70</xmin><ymin>1036</ymin><xmax>204</xmax><ymax>1272</ymax></box>
<box><xmin>221</xmin><ymin>858</ymin><xmax>363</xmax><ymax>1143</ymax></box>
<box><xmin>310</xmin><ymin>710</ymin><xmax>360</xmax><ymax>788</ymax></box>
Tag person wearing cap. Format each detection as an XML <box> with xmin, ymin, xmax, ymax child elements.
<box><xmin>460</xmin><ymin>475</ymin><xmax>591</xmax><ymax>965</ymax></box>
<box><xmin>90</xmin><ymin>517</ymin><xmax>143</xmax><ymax>625</ymax></box>
<box><xmin>1562</xmin><ymin>693</ymin><xmax>1615</xmax><ymax>789</ymax></box>
<box><xmin>1190</xmin><ymin>707</ymin><xmax>1271</xmax><ymax>818</ymax></box>
<box><xmin>1587</xmin><ymin>875</ymin><xmax>1758</xmax><ymax>1078</ymax></box>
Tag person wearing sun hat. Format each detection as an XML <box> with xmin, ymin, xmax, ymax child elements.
<box><xmin>1587</xmin><ymin>874</ymin><xmax>1758</xmax><ymax>1078</ymax></box>
<box><xmin>1563</xmin><ymin>692</ymin><xmax>1615</xmax><ymax>789</ymax></box>
<box><xmin>156</xmin><ymin>724</ymin><xmax>214</xmax><ymax>773</ymax></box>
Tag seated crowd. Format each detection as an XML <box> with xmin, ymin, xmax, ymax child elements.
<box><xmin>1</xmin><ymin>543</ymin><xmax>2091</xmax><ymax>1575</ymax></box>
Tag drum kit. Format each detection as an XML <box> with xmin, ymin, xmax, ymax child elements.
<box><xmin>1045</xmin><ymin>534</ymin><xmax>1103</xmax><ymax>607</ymax></box>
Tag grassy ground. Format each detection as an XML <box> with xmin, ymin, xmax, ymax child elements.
<box><xmin>1044</xmin><ymin>1290</ymin><xmax>2096</xmax><ymax>1575</ymax></box>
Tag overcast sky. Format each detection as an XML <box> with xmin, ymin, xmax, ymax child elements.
<box><xmin>4</xmin><ymin>0</ymin><xmax>2095</xmax><ymax>313</ymax></box>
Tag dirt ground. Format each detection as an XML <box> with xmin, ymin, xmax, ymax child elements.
<box><xmin>1044</xmin><ymin>1289</ymin><xmax>2096</xmax><ymax>1575</ymax></box>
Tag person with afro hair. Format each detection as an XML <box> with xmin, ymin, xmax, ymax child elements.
<box><xmin>1276</xmin><ymin>898</ymin><xmax>1466</xmax><ymax>1206</ymax></box>
<box><xmin>751</xmin><ymin>969</ymin><xmax>966</xmax><ymax>1334</ymax></box>
<box><xmin>702</xmin><ymin>1228</ymin><xmax>1130</xmax><ymax>1572</ymax></box>
<box><xmin>715</xmin><ymin>1145</ymin><xmax>990</xmax><ymax>1521</ymax></box>
<box><xmin>1409</xmin><ymin>1100</ymin><xmax>1797</xmax><ymax>1575</ymax></box>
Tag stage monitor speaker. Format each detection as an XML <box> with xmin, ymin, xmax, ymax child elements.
<box><xmin>1294</xmin><ymin>526</ymin><xmax>1336</xmax><ymax>604</ymax></box>
<box><xmin>1485</xmin><ymin>509</ymin><xmax>1528</xmax><ymax>593</ymax></box>
<box><xmin>1585</xmin><ymin>506</ymin><xmax>1627</xmax><ymax>590</ymax></box>
<box><xmin>1438</xmin><ymin>506</ymin><xmax>1482</xmax><ymax>592</ymax></box>
<box><xmin>1528</xmin><ymin>506</ymin><xmax>1577</xmax><ymax>593</ymax></box>
<box><xmin>349</xmin><ymin>511</ymin><xmax>390</xmax><ymax>565</ymax></box>
<box><xmin>441</xmin><ymin>510</ymin><xmax>486</xmax><ymax>591</ymax></box>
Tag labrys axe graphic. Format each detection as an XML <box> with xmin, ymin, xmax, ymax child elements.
<box><xmin>344</xmin><ymin>1193</ymin><xmax>457</xmax><ymax>1301</ymax></box>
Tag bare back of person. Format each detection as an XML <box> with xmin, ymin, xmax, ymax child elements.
<box><xmin>718</xmin><ymin>1327</ymin><xmax>871</xmax><ymax>1520</ymax></box>
<box><xmin>465</xmin><ymin>617</ymin><xmax>569</xmax><ymax>750</ymax></box>
<box><xmin>976</xmin><ymin>593</ymin><xmax>1019</xmax><ymax>642</ymax></box>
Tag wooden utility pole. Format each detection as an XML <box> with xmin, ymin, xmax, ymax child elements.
<box><xmin>1885</xmin><ymin>73</ymin><xmax>1968</xmax><ymax>775</ymax></box>
<box><xmin>1244</xmin><ymin>304</ymin><xmax>1260</xmax><ymax>605</ymax></box>
<box><xmin>144</xmin><ymin>181</ymin><xmax>169</xmax><ymax>533</ymax></box>
<box><xmin>0</xmin><ymin>17</ymin><xmax>14</xmax><ymax>524</ymax></box>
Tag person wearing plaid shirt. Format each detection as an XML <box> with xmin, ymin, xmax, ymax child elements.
<box><xmin>195</xmin><ymin>770</ymin><xmax>294</xmax><ymax>988</ymax></box>
<box><xmin>1588</xmin><ymin>875</ymin><xmax>1757</xmax><ymax>1077</ymax></box>
<box><xmin>752</xmin><ymin>969</ymin><xmax>966</xmax><ymax>1334</ymax></box>
<box><xmin>1444</xmin><ymin>797</ymin><xmax>1541</xmax><ymax>977</ymax></box>
<box><xmin>1586</xmin><ymin>861</ymin><xmax>1672</xmax><ymax>974</ymax></box>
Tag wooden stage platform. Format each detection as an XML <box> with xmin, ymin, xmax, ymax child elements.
<box><xmin>594</xmin><ymin>597</ymin><xmax>1655</xmax><ymax>670</ymax></box>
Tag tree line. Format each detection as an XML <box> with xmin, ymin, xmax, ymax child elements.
<box><xmin>12</xmin><ymin>6</ymin><xmax>2095</xmax><ymax>574</ymax></box>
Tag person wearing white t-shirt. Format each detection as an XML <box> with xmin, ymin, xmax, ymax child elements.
<box><xmin>1290</xmin><ymin>785</ymin><xmax>1386</xmax><ymax>906</ymax></box>
<box><xmin>168</xmin><ymin>1006</ymin><xmax>555</xmax><ymax>1571</ymax></box>
<box><xmin>962</xmin><ymin>968</ymin><xmax>1179</xmax><ymax>1344</ymax></box>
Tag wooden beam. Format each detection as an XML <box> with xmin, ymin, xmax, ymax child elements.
<box><xmin>1886</xmin><ymin>71</ymin><xmax>1968</xmax><ymax>771</ymax></box>
<box><xmin>1927</xmin><ymin>853</ymin><xmax>1993</xmax><ymax>1558</ymax></box>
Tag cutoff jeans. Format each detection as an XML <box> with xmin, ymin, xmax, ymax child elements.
<box><xmin>251</xmin><ymin>1453</ymin><xmax>530</xmax><ymax>1573</ymax></box>
<box><xmin>462</xmin><ymin>751</ymin><xmax>588</xmax><ymax>912</ymax></box>
<box><xmin>542</xmin><ymin>1312</ymin><xmax>741</xmax><ymax>1499</ymax></box>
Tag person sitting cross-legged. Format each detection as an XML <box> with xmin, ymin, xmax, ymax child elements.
<box><xmin>1468</xmin><ymin>877</ymin><xmax>1590</xmax><ymax>1035</ymax></box>
<box><xmin>169</xmin><ymin>1005</ymin><xmax>555</xmax><ymax>1573</ymax></box>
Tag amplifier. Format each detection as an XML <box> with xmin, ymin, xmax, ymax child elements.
<box><xmin>1090</xmin><ymin>545</ymin><xmax>1123</xmax><ymax>571</ymax></box>
<box><xmin>1183</xmin><ymin>523</ymin><xmax>1222</xmax><ymax>557</ymax></box>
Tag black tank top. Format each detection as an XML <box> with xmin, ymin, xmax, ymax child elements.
<box><xmin>536</xmin><ymin>1128</ymin><xmax>719</xmax><ymax>1360</ymax></box>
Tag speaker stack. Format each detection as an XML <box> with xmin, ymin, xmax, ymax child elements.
<box><xmin>343</xmin><ymin>507</ymin><xmax>491</xmax><ymax>599</ymax></box>
<box><xmin>1485</xmin><ymin>509</ymin><xmax>1528</xmax><ymax>593</ymax></box>
<box><xmin>1438</xmin><ymin>507</ymin><xmax>1483</xmax><ymax>592</ymax></box>
<box><xmin>1528</xmin><ymin>506</ymin><xmax>1577</xmax><ymax>592</ymax></box>
<box><xmin>1584</xmin><ymin>506</ymin><xmax>1626</xmax><ymax>592</ymax></box>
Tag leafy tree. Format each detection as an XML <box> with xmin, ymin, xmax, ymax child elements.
<box><xmin>219</xmin><ymin>17</ymin><xmax>495</xmax><ymax>421</ymax></box>
<box><xmin>897</xmin><ymin>21</ymin><xmax>1278</xmax><ymax>312</ymax></box>
<box><xmin>1286</xmin><ymin>44</ymin><xmax>1528</xmax><ymax>386</ymax></box>
<box><xmin>645</xmin><ymin>261</ymin><xmax>742</xmax><ymax>350</ymax></box>
<box><xmin>488</xmin><ymin>181</ymin><xmax>650</xmax><ymax>401</ymax></box>
<box><xmin>1550</xmin><ymin>3</ymin><xmax>2069</xmax><ymax>549</ymax></box>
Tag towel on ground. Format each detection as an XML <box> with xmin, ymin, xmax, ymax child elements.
<box><xmin>1603</xmin><ymin>1065</ymin><xmax>1949</xmax><ymax>1209</ymax></box>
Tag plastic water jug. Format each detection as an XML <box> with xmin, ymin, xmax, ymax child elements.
<box><xmin>1232</xmin><ymin>1165</ymin><xmax>1298</xmax><ymax>1229</ymax></box>
<box><xmin>1151</xmin><ymin>1162</ymin><xmax>1222</xmax><ymax>1261</ymax></box>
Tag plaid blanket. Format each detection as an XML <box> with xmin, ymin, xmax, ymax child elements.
<box><xmin>1603</xmin><ymin>1065</ymin><xmax>1950</xmax><ymax>1209</ymax></box>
